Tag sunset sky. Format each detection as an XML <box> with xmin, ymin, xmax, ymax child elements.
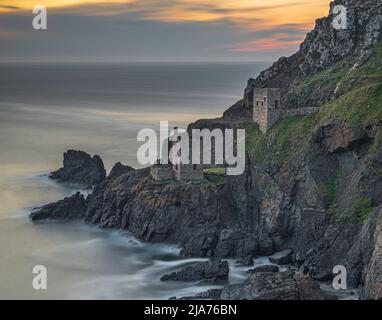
<box><xmin>0</xmin><ymin>0</ymin><xmax>331</xmax><ymax>62</ymax></box>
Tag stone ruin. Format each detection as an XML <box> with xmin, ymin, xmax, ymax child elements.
<box><xmin>253</xmin><ymin>87</ymin><xmax>317</xmax><ymax>133</ymax></box>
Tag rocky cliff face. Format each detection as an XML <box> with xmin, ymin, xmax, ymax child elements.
<box><xmin>30</xmin><ymin>0</ymin><xmax>382</xmax><ymax>300</ymax></box>
<box><xmin>225</xmin><ymin>0</ymin><xmax>382</xmax><ymax>117</ymax></box>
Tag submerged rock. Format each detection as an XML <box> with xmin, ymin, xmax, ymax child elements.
<box><xmin>160</xmin><ymin>259</ymin><xmax>229</xmax><ymax>284</ymax></box>
<box><xmin>50</xmin><ymin>150</ymin><xmax>106</xmax><ymax>188</ymax></box>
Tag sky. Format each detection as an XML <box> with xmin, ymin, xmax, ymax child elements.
<box><xmin>0</xmin><ymin>0</ymin><xmax>331</xmax><ymax>62</ymax></box>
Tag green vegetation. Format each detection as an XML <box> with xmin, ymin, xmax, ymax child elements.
<box><xmin>203</xmin><ymin>167</ymin><xmax>226</xmax><ymax>175</ymax></box>
<box><xmin>325</xmin><ymin>173</ymin><xmax>340</xmax><ymax>206</ymax></box>
<box><xmin>244</xmin><ymin>41</ymin><xmax>382</xmax><ymax>168</ymax></box>
<box><xmin>243</xmin><ymin>112</ymin><xmax>318</xmax><ymax>166</ymax></box>
<box><xmin>289</xmin><ymin>55</ymin><xmax>354</xmax><ymax>107</ymax></box>
<box><xmin>176</xmin><ymin>175</ymin><xmax>225</xmax><ymax>190</ymax></box>
<box><xmin>342</xmin><ymin>198</ymin><xmax>375</xmax><ymax>224</ymax></box>
<box><xmin>318</xmin><ymin>42</ymin><xmax>382</xmax><ymax>128</ymax></box>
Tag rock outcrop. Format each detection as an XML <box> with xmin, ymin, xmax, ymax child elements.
<box><xmin>248</xmin><ymin>265</ymin><xmax>279</xmax><ymax>274</ymax></box>
<box><xmin>269</xmin><ymin>249</ymin><xmax>293</xmax><ymax>265</ymax></box>
<box><xmin>30</xmin><ymin>192</ymin><xmax>87</xmax><ymax>221</ymax></box>
<box><xmin>50</xmin><ymin>150</ymin><xmax>106</xmax><ymax>188</ymax></box>
<box><xmin>108</xmin><ymin>162</ymin><xmax>134</xmax><ymax>180</ymax></box>
<box><xmin>225</xmin><ymin>0</ymin><xmax>382</xmax><ymax>117</ymax></box>
<box><xmin>183</xmin><ymin>271</ymin><xmax>328</xmax><ymax>300</ymax></box>
<box><xmin>160</xmin><ymin>259</ymin><xmax>229</xmax><ymax>284</ymax></box>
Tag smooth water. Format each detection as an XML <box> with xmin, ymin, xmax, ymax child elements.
<box><xmin>0</xmin><ymin>62</ymin><xmax>269</xmax><ymax>299</ymax></box>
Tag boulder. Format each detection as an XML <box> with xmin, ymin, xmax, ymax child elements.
<box><xmin>220</xmin><ymin>271</ymin><xmax>327</xmax><ymax>300</ymax></box>
<box><xmin>269</xmin><ymin>249</ymin><xmax>293</xmax><ymax>265</ymax></box>
<box><xmin>236</xmin><ymin>255</ymin><xmax>254</xmax><ymax>267</ymax></box>
<box><xmin>248</xmin><ymin>265</ymin><xmax>279</xmax><ymax>274</ymax></box>
<box><xmin>160</xmin><ymin>259</ymin><xmax>229</xmax><ymax>284</ymax></box>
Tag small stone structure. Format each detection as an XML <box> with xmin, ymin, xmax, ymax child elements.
<box><xmin>253</xmin><ymin>88</ymin><xmax>317</xmax><ymax>133</ymax></box>
<box><xmin>150</xmin><ymin>164</ymin><xmax>175</xmax><ymax>181</ymax></box>
<box><xmin>174</xmin><ymin>163</ymin><xmax>204</xmax><ymax>181</ymax></box>
<box><xmin>150</xmin><ymin>128</ymin><xmax>204</xmax><ymax>182</ymax></box>
<box><xmin>151</xmin><ymin>163</ymin><xmax>204</xmax><ymax>182</ymax></box>
<box><xmin>253</xmin><ymin>88</ymin><xmax>282</xmax><ymax>133</ymax></box>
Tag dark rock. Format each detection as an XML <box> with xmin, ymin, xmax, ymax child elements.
<box><xmin>257</xmin><ymin>235</ymin><xmax>273</xmax><ymax>256</ymax></box>
<box><xmin>108</xmin><ymin>162</ymin><xmax>134</xmax><ymax>179</ymax></box>
<box><xmin>298</xmin><ymin>274</ymin><xmax>326</xmax><ymax>300</ymax></box>
<box><xmin>236</xmin><ymin>255</ymin><xmax>254</xmax><ymax>267</ymax></box>
<box><xmin>177</xmin><ymin>289</ymin><xmax>223</xmax><ymax>300</ymax></box>
<box><xmin>269</xmin><ymin>249</ymin><xmax>293</xmax><ymax>265</ymax></box>
<box><xmin>362</xmin><ymin>207</ymin><xmax>382</xmax><ymax>300</ymax></box>
<box><xmin>223</xmin><ymin>99</ymin><xmax>251</xmax><ymax>121</ymax></box>
<box><xmin>213</xmin><ymin>228</ymin><xmax>257</xmax><ymax>258</ymax></box>
<box><xmin>160</xmin><ymin>259</ymin><xmax>229</xmax><ymax>284</ymax></box>
<box><xmin>50</xmin><ymin>150</ymin><xmax>106</xmax><ymax>188</ymax></box>
<box><xmin>30</xmin><ymin>192</ymin><xmax>87</xmax><ymax>221</ymax></box>
<box><xmin>248</xmin><ymin>265</ymin><xmax>279</xmax><ymax>274</ymax></box>
<box><xmin>180</xmin><ymin>271</ymin><xmax>328</xmax><ymax>300</ymax></box>
<box><xmin>220</xmin><ymin>271</ymin><xmax>327</xmax><ymax>300</ymax></box>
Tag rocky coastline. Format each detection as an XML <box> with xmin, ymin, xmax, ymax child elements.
<box><xmin>30</xmin><ymin>0</ymin><xmax>382</xmax><ymax>300</ymax></box>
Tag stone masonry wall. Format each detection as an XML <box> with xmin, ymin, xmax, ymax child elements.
<box><xmin>150</xmin><ymin>165</ymin><xmax>174</xmax><ymax>181</ymax></box>
<box><xmin>174</xmin><ymin>164</ymin><xmax>204</xmax><ymax>181</ymax></box>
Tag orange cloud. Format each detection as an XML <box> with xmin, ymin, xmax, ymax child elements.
<box><xmin>1</xmin><ymin>0</ymin><xmax>330</xmax><ymax>23</ymax></box>
<box><xmin>0</xmin><ymin>0</ymin><xmax>331</xmax><ymax>53</ymax></box>
<box><xmin>228</xmin><ymin>33</ymin><xmax>304</xmax><ymax>52</ymax></box>
<box><xmin>0</xmin><ymin>30</ymin><xmax>14</xmax><ymax>37</ymax></box>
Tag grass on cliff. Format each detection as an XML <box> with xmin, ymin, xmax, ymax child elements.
<box><xmin>203</xmin><ymin>167</ymin><xmax>226</xmax><ymax>175</ymax></box>
<box><xmin>317</xmin><ymin>172</ymin><xmax>340</xmax><ymax>208</ymax></box>
<box><xmin>244</xmin><ymin>41</ymin><xmax>382</xmax><ymax>167</ymax></box>
<box><xmin>243</xmin><ymin>113</ymin><xmax>318</xmax><ymax>166</ymax></box>
<box><xmin>341</xmin><ymin>198</ymin><xmax>375</xmax><ymax>224</ymax></box>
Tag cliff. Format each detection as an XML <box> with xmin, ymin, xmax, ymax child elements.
<box><xmin>30</xmin><ymin>0</ymin><xmax>382</xmax><ymax>300</ymax></box>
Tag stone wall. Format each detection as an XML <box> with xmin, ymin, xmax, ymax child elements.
<box><xmin>265</xmin><ymin>88</ymin><xmax>282</xmax><ymax>132</ymax></box>
<box><xmin>253</xmin><ymin>88</ymin><xmax>268</xmax><ymax>133</ymax></box>
<box><xmin>174</xmin><ymin>164</ymin><xmax>204</xmax><ymax>181</ymax></box>
<box><xmin>150</xmin><ymin>165</ymin><xmax>175</xmax><ymax>181</ymax></box>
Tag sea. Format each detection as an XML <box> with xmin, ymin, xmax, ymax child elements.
<box><xmin>0</xmin><ymin>62</ymin><xmax>274</xmax><ymax>299</ymax></box>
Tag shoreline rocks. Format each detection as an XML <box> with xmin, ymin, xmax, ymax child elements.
<box><xmin>248</xmin><ymin>265</ymin><xmax>279</xmax><ymax>274</ymax></box>
<box><xmin>269</xmin><ymin>249</ymin><xmax>293</xmax><ymax>265</ymax></box>
<box><xmin>30</xmin><ymin>192</ymin><xmax>87</xmax><ymax>221</ymax></box>
<box><xmin>160</xmin><ymin>259</ymin><xmax>229</xmax><ymax>284</ymax></box>
<box><xmin>49</xmin><ymin>150</ymin><xmax>106</xmax><ymax>188</ymax></box>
